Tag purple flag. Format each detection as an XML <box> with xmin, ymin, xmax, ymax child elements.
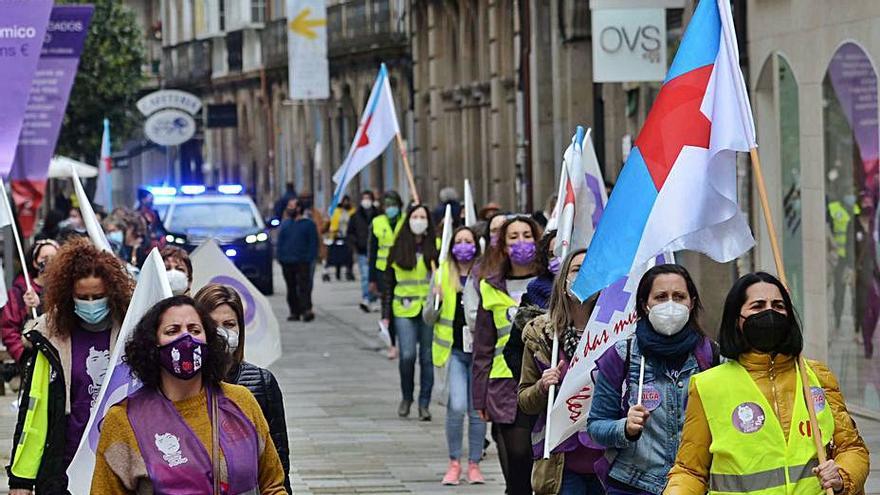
<box><xmin>0</xmin><ymin>0</ymin><xmax>54</xmax><ymax>176</ymax></box>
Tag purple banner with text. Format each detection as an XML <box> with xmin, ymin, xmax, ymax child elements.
<box><xmin>0</xmin><ymin>0</ymin><xmax>54</xmax><ymax>176</ymax></box>
<box><xmin>10</xmin><ymin>5</ymin><xmax>93</xmax><ymax>237</ymax></box>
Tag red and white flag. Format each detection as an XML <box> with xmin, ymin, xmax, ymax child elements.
<box><xmin>330</xmin><ymin>63</ymin><xmax>400</xmax><ymax>212</ymax></box>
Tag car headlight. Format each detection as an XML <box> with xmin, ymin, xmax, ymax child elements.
<box><xmin>166</xmin><ymin>234</ymin><xmax>186</xmax><ymax>244</ymax></box>
<box><xmin>245</xmin><ymin>232</ymin><xmax>270</xmax><ymax>244</ymax></box>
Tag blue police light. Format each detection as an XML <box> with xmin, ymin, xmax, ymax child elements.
<box><xmin>270</xmin><ymin>218</ymin><xmax>281</xmax><ymax>227</ymax></box>
<box><xmin>225</xmin><ymin>248</ymin><xmax>238</xmax><ymax>257</ymax></box>
<box><xmin>180</xmin><ymin>185</ymin><xmax>206</xmax><ymax>195</ymax></box>
<box><xmin>218</xmin><ymin>184</ymin><xmax>243</xmax><ymax>195</ymax></box>
<box><xmin>148</xmin><ymin>186</ymin><xmax>177</xmax><ymax>196</ymax></box>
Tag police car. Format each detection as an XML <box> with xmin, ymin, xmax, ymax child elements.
<box><xmin>156</xmin><ymin>185</ymin><xmax>274</xmax><ymax>295</ymax></box>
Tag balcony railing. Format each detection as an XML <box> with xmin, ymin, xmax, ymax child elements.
<box><xmin>261</xmin><ymin>18</ymin><xmax>288</xmax><ymax>69</ymax></box>
<box><xmin>163</xmin><ymin>40</ymin><xmax>213</xmax><ymax>87</ymax></box>
<box><xmin>328</xmin><ymin>0</ymin><xmax>408</xmax><ymax>56</ymax></box>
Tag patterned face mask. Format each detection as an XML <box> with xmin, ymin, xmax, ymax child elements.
<box><xmin>157</xmin><ymin>334</ymin><xmax>205</xmax><ymax>380</ymax></box>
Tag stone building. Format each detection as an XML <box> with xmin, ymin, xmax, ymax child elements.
<box><xmin>746</xmin><ymin>0</ymin><xmax>880</xmax><ymax>416</ymax></box>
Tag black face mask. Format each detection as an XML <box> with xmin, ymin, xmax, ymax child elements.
<box><xmin>741</xmin><ymin>309</ymin><xmax>790</xmax><ymax>353</ymax></box>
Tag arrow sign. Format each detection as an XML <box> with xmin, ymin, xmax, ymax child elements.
<box><xmin>286</xmin><ymin>0</ymin><xmax>329</xmax><ymax>99</ymax></box>
<box><xmin>289</xmin><ymin>8</ymin><xmax>326</xmax><ymax>40</ymax></box>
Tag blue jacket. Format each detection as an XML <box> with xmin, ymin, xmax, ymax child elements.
<box><xmin>276</xmin><ymin>217</ymin><xmax>318</xmax><ymax>264</ymax></box>
<box><xmin>586</xmin><ymin>335</ymin><xmax>715</xmax><ymax>495</ymax></box>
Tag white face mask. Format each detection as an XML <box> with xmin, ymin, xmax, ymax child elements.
<box><xmin>217</xmin><ymin>326</ymin><xmax>240</xmax><ymax>353</ymax></box>
<box><xmin>361</xmin><ymin>199</ymin><xmax>373</xmax><ymax>209</ymax></box>
<box><xmin>647</xmin><ymin>300</ymin><xmax>691</xmax><ymax>336</ymax></box>
<box><xmin>409</xmin><ymin>218</ymin><xmax>428</xmax><ymax>235</ymax></box>
<box><xmin>166</xmin><ymin>269</ymin><xmax>189</xmax><ymax>296</ymax></box>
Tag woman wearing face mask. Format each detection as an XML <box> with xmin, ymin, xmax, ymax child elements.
<box><xmin>90</xmin><ymin>296</ymin><xmax>286</xmax><ymax>494</ymax></box>
<box><xmin>587</xmin><ymin>264</ymin><xmax>719</xmax><ymax>495</ymax></box>
<box><xmin>472</xmin><ymin>216</ymin><xmax>543</xmax><ymax>495</ymax></box>
<box><xmin>666</xmin><ymin>272</ymin><xmax>869</xmax><ymax>495</ymax></box>
<box><xmin>503</xmin><ymin>230</ymin><xmax>559</xmax><ymax>382</ymax></box>
<box><xmin>462</xmin><ymin>211</ymin><xmax>511</xmax><ymax>338</ymax></box>
<box><xmin>382</xmin><ymin>204</ymin><xmax>438</xmax><ymax>420</ymax></box>
<box><xmin>7</xmin><ymin>238</ymin><xmax>132</xmax><ymax>495</ymax></box>
<box><xmin>427</xmin><ymin>226</ymin><xmax>487</xmax><ymax>485</ymax></box>
<box><xmin>1</xmin><ymin>239</ymin><xmax>59</xmax><ymax>365</ymax></box>
<box><xmin>195</xmin><ymin>284</ymin><xmax>292</xmax><ymax>493</ymax></box>
<box><xmin>520</xmin><ymin>249</ymin><xmax>605</xmax><ymax>495</ymax></box>
<box><xmin>161</xmin><ymin>246</ymin><xmax>193</xmax><ymax>296</ymax></box>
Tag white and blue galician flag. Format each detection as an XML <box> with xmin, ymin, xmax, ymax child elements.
<box><xmin>67</xmin><ymin>249</ymin><xmax>172</xmax><ymax>494</ymax></box>
<box><xmin>571</xmin><ymin>0</ymin><xmax>756</xmax><ymax>302</ymax></box>
<box><xmin>330</xmin><ymin>63</ymin><xmax>400</xmax><ymax>213</ymax></box>
<box><xmin>94</xmin><ymin>118</ymin><xmax>113</xmax><ymax>211</ymax></box>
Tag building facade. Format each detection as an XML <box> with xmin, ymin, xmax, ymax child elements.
<box><xmin>747</xmin><ymin>0</ymin><xmax>880</xmax><ymax>416</ymax></box>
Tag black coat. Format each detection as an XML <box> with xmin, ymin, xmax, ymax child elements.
<box><xmin>227</xmin><ymin>361</ymin><xmax>292</xmax><ymax>494</ymax></box>
<box><xmin>7</xmin><ymin>331</ymin><xmax>69</xmax><ymax>494</ymax></box>
<box><xmin>346</xmin><ymin>207</ymin><xmax>377</xmax><ymax>255</ymax></box>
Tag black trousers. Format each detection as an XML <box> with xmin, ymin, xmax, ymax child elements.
<box><xmin>281</xmin><ymin>262</ymin><xmax>313</xmax><ymax>316</ymax></box>
<box><xmin>493</xmin><ymin>410</ymin><xmax>534</xmax><ymax>495</ymax></box>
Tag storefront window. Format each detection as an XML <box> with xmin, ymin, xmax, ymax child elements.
<box><xmin>823</xmin><ymin>42</ymin><xmax>880</xmax><ymax>411</ymax></box>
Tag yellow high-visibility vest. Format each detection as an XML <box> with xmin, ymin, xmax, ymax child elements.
<box><xmin>11</xmin><ymin>351</ymin><xmax>51</xmax><ymax>479</ymax></box>
<box><xmin>372</xmin><ymin>214</ymin><xmax>404</xmax><ymax>271</ymax></box>
<box><xmin>433</xmin><ymin>261</ymin><xmax>457</xmax><ymax>367</ymax></box>
<box><xmin>693</xmin><ymin>360</ymin><xmax>835</xmax><ymax>495</ymax></box>
<box><xmin>480</xmin><ymin>280</ymin><xmax>517</xmax><ymax>379</ymax></box>
<box><xmin>827</xmin><ymin>201</ymin><xmax>851</xmax><ymax>258</ymax></box>
<box><xmin>391</xmin><ymin>255</ymin><xmax>430</xmax><ymax>318</ymax></box>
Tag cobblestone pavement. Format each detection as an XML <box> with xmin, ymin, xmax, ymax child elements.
<box><xmin>0</xmin><ymin>265</ymin><xmax>879</xmax><ymax>493</ymax></box>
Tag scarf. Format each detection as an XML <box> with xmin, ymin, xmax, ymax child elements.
<box><xmin>561</xmin><ymin>326</ymin><xmax>582</xmax><ymax>361</ymax></box>
<box><xmin>635</xmin><ymin>318</ymin><xmax>701</xmax><ymax>363</ymax></box>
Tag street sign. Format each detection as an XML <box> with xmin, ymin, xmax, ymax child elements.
<box><xmin>286</xmin><ymin>0</ymin><xmax>329</xmax><ymax>100</ymax></box>
<box><xmin>144</xmin><ymin>109</ymin><xmax>196</xmax><ymax>146</ymax></box>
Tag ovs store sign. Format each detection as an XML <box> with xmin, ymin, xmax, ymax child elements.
<box><xmin>136</xmin><ymin>89</ymin><xmax>202</xmax><ymax>146</ymax></box>
<box><xmin>591</xmin><ymin>8</ymin><xmax>666</xmax><ymax>83</ymax></box>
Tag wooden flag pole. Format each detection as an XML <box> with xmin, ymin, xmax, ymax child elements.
<box><xmin>749</xmin><ymin>147</ymin><xmax>832</xmax><ymax>495</ymax></box>
<box><xmin>749</xmin><ymin>148</ymin><xmax>788</xmax><ymax>288</ymax></box>
<box><xmin>395</xmin><ymin>133</ymin><xmax>420</xmax><ymax>206</ymax></box>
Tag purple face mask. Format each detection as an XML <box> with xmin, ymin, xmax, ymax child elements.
<box><xmin>158</xmin><ymin>333</ymin><xmax>205</xmax><ymax>380</ymax></box>
<box><xmin>452</xmin><ymin>242</ymin><xmax>477</xmax><ymax>262</ymax></box>
<box><xmin>548</xmin><ymin>256</ymin><xmax>562</xmax><ymax>275</ymax></box>
<box><xmin>508</xmin><ymin>240</ymin><xmax>537</xmax><ymax>266</ymax></box>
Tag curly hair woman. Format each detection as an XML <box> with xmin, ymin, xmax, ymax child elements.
<box><xmin>90</xmin><ymin>296</ymin><xmax>286</xmax><ymax>494</ymax></box>
<box><xmin>7</xmin><ymin>237</ymin><xmax>133</xmax><ymax>495</ymax></box>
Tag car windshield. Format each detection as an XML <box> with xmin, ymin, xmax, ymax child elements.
<box><xmin>167</xmin><ymin>202</ymin><xmax>258</xmax><ymax>231</ymax></box>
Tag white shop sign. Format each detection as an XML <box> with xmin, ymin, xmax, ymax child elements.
<box><xmin>591</xmin><ymin>8</ymin><xmax>667</xmax><ymax>83</ymax></box>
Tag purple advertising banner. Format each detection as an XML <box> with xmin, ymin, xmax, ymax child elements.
<box><xmin>0</xmin><ymin>0</ymin><xmax>54</xmax><ymax>176</ymax></box>
<box><xmin>11</xmin><ymin>5</ymin><xmax>94</xmax><ymax>181</ymax></box>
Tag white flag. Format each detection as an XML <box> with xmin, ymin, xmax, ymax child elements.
<box><xmin>543</xmin><ymin>253</ymin><xmax>672</xmax><ymax>452</ymax></box>
<box><xmin>463</xmin><ymin>179</ymin><xmax>477</xmax><ymax>227</ymax></box>
<box><xmin>330</xmin><ymin>63</ymin><xmax>400</xmax><ymax>213</ymax></box>
<box><xmin>552</xmin><ymin>127</ymin><xmax>607</xmax><ymax>259</ymax></box>
<box><xmin>67</xmin><ymin>249</ymin><xmax>172</xmax><ymax>494</ymax></box>
<box><xmin>437</xmin><ymin>204</ymin><xmax>453</xmax><ymax>265</ymax></box>
<box><xmin>191</xmin><ymin>240</ymin><xmax>282</xmax><ymax>368</ymax></box>
<box><xmin>70</xmin><ymin>163</ymin><xmax>111</xmax><ymax>253</ymax></box>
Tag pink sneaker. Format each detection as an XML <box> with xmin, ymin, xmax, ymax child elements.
<box><xmin>467</xmin><ymin>461</ymin><xmax>485</xmax><ymax>484</ymax></box>
<box><xmin>441</xmin><ymin>459</ymin><xmax>461</xmax><ymax>485</ymax></box>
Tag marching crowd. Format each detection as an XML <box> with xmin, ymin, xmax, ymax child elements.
<box><xmin>328</xmin><ymin>185</ymin><xmax>871</xmax><ymax>495</ymax></box>
<box><xmin>0</xmin><ymin>183</ymin><xmax>871</xmax><ymax>495</ymax></box>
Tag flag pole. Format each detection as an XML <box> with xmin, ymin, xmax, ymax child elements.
<box><xmin>0</xmin><ymin>179</ymin><xmax>38</xmax><ymax>319</ymax></box>
<box><xmin>395</xmin><ymin>132</ymin><xmax>420</xmax><ymax>206</ymax></box>
<box><xmin>749</xmin><ymin>146</ymin><xmax>832</xmax><ymax>495</ymax></box>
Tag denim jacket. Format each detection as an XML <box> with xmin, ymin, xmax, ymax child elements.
<box><xmin>587</xmin><ymin>337</ymin><xmax>713</xmax><ymax>495</ymax></box>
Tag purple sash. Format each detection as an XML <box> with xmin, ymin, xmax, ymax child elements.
<box><xmin>127</xmin><ymin>386</ymin><xmax>260</xmax><ymax>494</ymax></box>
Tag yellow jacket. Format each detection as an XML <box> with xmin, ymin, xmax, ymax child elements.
<box><xmin>666</xmin><ymin>352</ymin><xmax>869</xmax><ymax>495</ymax></box>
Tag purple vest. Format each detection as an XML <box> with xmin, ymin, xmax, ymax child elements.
<box><xmin>127</xmin><ymin>386</ymin><xmax>259</xmax><ymax>494</ymax></box>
